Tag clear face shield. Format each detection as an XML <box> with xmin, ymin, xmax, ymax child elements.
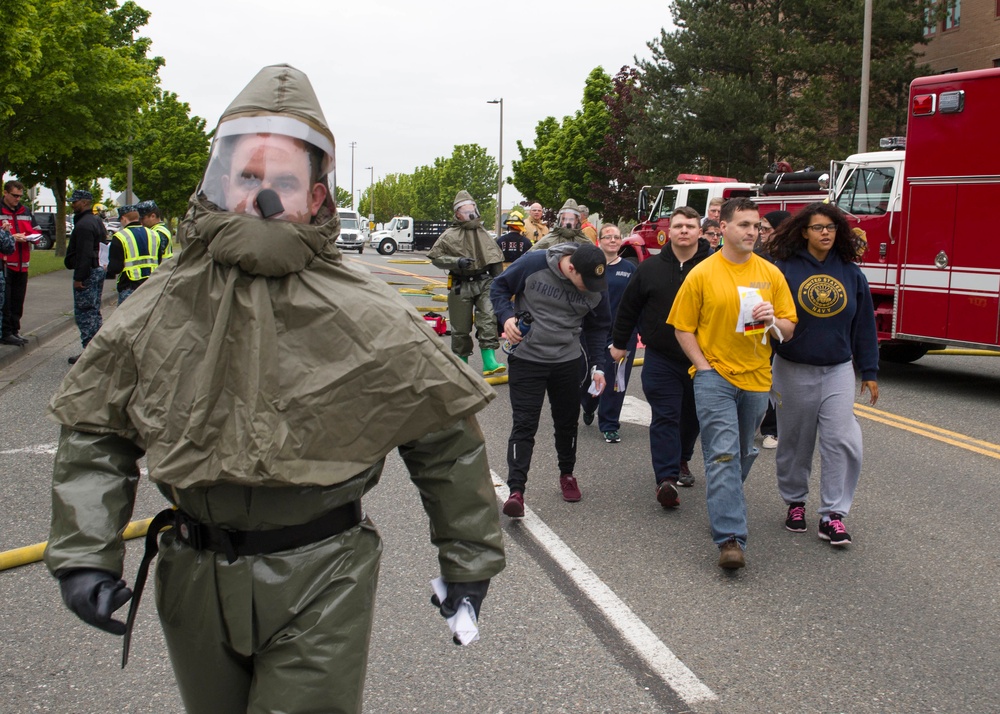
<box><xmin>199</xmin><ymin>115</ymin><xmax>336</xmax><ymax>224</ymax></box>
<box><xmin>558</xmin><ymin>208</ymin><xmax>581</xmax><ymax>230</ymax></box>
<box><xmin>454</xmin><ymin>200</ymin><xmax>480</xmax><ymax>222</ymax></box>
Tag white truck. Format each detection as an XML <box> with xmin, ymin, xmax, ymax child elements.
<box><xmin>335</xmin><ymin>208</ymin><xmax>365</xmax><ymax>253</ymax></box>
<box><xmin>367</xmin><ymin>216</ymin><xmax>449</xmax><ymax>255</ymax></box>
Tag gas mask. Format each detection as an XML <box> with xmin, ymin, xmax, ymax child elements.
<box><xmin>455</xmin><ymin>201</ymin><xmax>480</xmax><ymax>222</ymax></box>
<box><xmin>199</xmin><ymin>115</ymin><xmax>335</xmax><ymax>225</ymax></box>
<box><xmin>558</xmin><ymin>210</ymin><xmax>581</xmax><ymax>230</ymax></box>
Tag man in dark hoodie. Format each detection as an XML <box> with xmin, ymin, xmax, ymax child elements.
<box><xmin>491</xmin><ymin>242</ymin><xmax>611</xmax><ymax>515</ymax></box>
<box><xmin>611</xmin><ymin>206</ymin><xmax>711</xmax><ymax>507</ymax></box>
<box><xmin>63</xmin><ymin>189</ymin><xmax>107</xmax><ymax>364</ymax></box>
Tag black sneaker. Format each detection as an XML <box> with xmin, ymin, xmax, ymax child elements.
<box><xmin>582</xmin><ymin>410</ymin><xmax>595</xmax><ymax>426</ymax></box>
<box><xmin>677</xmin><ymin>460</ymin><xmax>695</xmax><ymax>487</ymax></box>
<box><xmin>818</xmin><ymin>514</ymin><xmax>852</xmax><ymax>546</ymax></box>
<box><xmin>1</xmin><ymin>334</ymin><xmax>25</xmax><ymax>346</ymax></box>
<box><xmin>785</xmin><ymin>502</ymin><xmax>807</xmax><ymax>532</ymax></box>
<box><xmin>67</xmin><ymin>354</ymin><xmax>81</xmax><ymax>365</ymax></box>
<box><xmin>603</xmin><ymin>430</ymin><xmax>620</xmax><ymax>443</ymax></box>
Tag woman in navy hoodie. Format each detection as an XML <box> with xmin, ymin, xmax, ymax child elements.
<box><xmin>766</xmin><ymin>203</ymin><xmax>879</xmax><ymax>547</ymax></box>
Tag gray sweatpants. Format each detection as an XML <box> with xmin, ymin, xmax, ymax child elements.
<box><xmin>771</xmin><ymin>355</ymin><xmax>863</xmax><ymax>518</ymax></box>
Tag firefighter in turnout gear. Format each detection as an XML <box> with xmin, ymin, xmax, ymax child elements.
<box><xmin>45</xmin><ymin>64</ymin><xmax>505</xmax><ymax>714</ymax></box>
<box><xmin>428</xmin><ymin>190</ymin><xmax>507</xmax><ymax>375</ymax></box>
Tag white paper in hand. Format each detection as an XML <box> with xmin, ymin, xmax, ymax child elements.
<box><xmin>430</xmin><ymin>577</ymin><xmax>480</xmax><ymax>646</ymax></box>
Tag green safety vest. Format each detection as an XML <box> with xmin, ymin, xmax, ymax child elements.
<box><xmin>152</xmin><ymin>223</ymin><xmax>174</xmax><ymax>259</ymax></box>
<box><xmin>114</xmin><ymin>225</ymin><xmax>160</xmax><ymax>284</ymax></box>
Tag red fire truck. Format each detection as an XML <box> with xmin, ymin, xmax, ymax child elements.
<box><xmin>631</xmin><ymin>68</ymin><xmax>1000</xmax><ymax>362</ymax></box>
<box><xmin>762</xmin><ymin>68</ymin><xmax>1000</xmax><ymax>362</ymax></box>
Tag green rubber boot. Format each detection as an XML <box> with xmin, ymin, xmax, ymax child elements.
<box><xmin>460</xmin><ymin>355</ymin><xmax>469</xmax><ymax>364</ymax></box>
<box><xmin>481</xmin><ymin>348</ymin><xmax>506</xmax><ymax>376</ymax></box>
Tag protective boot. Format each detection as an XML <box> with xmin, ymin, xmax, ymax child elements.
<box><xmin>460</xmin><ymin>355</ymin><xmax>469</xmax><ymax>364</ymax></box>
<box><xmin>481</xmin><ymin>348</ymin><xmax>506</xmax><ymax>376</ymax></box>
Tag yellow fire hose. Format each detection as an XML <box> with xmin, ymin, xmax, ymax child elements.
<box><xmin>0</xmin><ymin>517</ymin><xmax>155</xmax><ymax>572</ymax></box>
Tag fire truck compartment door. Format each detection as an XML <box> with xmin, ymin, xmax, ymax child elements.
<box><xmin>898</xmin><ymin>182</ymin><xmax>1000</xmax><ymax>346</ymax></box>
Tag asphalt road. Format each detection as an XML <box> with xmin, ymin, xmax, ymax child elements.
<box><xmin>1</xmin><ymin>249</ymin><xmax>998</xmax><ymax>713</ymax></box>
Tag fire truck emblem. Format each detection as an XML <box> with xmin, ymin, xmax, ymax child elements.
<box><xmin>657</xmin><ymin>230</ymin><xmax>667</xmax><ymax>246</ymax></box>
<box><xmin>798</xmin><ymin>275</ymin><xmax>846</xmax><ymax>317</ymax></box>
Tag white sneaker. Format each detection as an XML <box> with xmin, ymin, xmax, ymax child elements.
<box><xmin>762</xmin><ymin>435</ymin><xmax>778</xmax><ymax>449</ymax></box>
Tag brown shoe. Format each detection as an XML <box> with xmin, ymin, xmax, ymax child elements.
<box><xmin>656</xmin><ymin>480</ymin><xmax>679</xmax><ymax>508</ymax></box>
<box><xmin>718</xmin><ymin>538</ymin><xmax>746</xmax><ymax>569</ymax></box>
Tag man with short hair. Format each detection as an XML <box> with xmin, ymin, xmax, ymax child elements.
<box><xmin>106</xmin><ymin>203</ymin><xmax>169</xmax><ymax>303</ymax></box>
<box><xmin>491</xmin><ymin>241</ymin><xmax>610</xmax><ymax>515</ymax></box>
<box><xmin>579</xmin><ymin>204</ymin><xmax>598</xmax><ymax>243</ymax></box>
<box><xmin>523</xmin><ymin>201</ymin><xmax>549</xmax><ymax>244</ymax></box>
<box><xmin>704</xmin><ymin>197</ymin><xmax>723</xmax><ymax>224</ymax></box>
<box><xmin>44</xmin><ymin>64</ymin><xmax>505</xmax><ymax>713</ymax></box>
<box><xmin>612</xmin><ymin>207</ymin><xmax>711</xmax><ymax>505</ymax></box>
<box><xmin>1</xmin><ymin>180</ymin><xmax>41</xmax><ymax>346</ymax></box>
<box><xmin>137</xmin><ymin>200</ymin><xmax>174</xmax><ymax>260</ymax></box>
<box><xmin>668</xmin><ymin>197</ymin><xmax>797</xmax><ymax>570</ymax></box>
<box><xmin>63</xmin><ymin>190</ymin><xmax>107</xmax><ymax>364</ymax></box>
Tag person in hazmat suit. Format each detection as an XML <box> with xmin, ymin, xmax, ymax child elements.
<box><xmin>44</xmin><ymin>64</ymin><xmax>505</xmax><ymax>714</ymax></box>
<box><xmin>428</xmin><ymin>190</ymin><xmax>507</xmax><ymax>376</ymax></box>
<box><xmin>530</xmin><ymin>198</ymin><xmax>595</xmax><ymax>252</ymax></box>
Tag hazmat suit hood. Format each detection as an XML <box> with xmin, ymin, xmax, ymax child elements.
<box><xmin>428</xmin><ymin>190</ymin><xmax>504</xmax><ymax>272</ymax></box>
<box><xmin>49</xmin><ymin>64</ymin><xmax>495</xmax><ymax>489</ymax></box>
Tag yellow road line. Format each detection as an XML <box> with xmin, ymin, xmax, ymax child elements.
<box><xmin>854</xmin><ymin>403</ymin><xmax>1000</xmax><ymax>459</ymax></box>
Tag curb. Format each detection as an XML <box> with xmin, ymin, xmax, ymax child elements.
<box><xmin>0</xmin><ymin>289</ymin><xmax>118</xmax><ymax>371</ymax></box>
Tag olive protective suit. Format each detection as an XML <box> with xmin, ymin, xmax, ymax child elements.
<box><xmin>530</xmin><ymin>199</ymin><xmax>592</xmax><ymax>252</ymax></box>
<box><xmin>428</xmin><ymin>191</ymin><xmax>506</xmax><ymax>373</ymax></box>
<box><xmin>45</xmin><ymin>65</ymin><xmax>505</xmax><ymax>714</ymax></box>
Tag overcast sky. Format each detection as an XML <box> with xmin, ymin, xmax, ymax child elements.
<box><xmin>129</xmin><ymin>0</ymin><xmax>675</xmax><ymax>210</ymax></box>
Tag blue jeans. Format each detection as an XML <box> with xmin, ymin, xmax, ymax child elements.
<box><xmin>640</xmin><ymin>349</ymin><xmax>699</xmax><ymax>485</ymax></box>
<box><xmin>693</xmin><ymin>369</ymin><xmax>769</xmax><ymax>547</ymax></box>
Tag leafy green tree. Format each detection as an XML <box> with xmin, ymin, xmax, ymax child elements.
<box><xmin>2</xmin><ymin>0</ymin><xmax>161</xmax><ymax>254</ymax></box>
<box><xmin>0</xmin><ymin>3</ymin><xmax>42</xmax><ymax>122</ymax></box>
<box><xmin>635</xmin><ymin>0</ymin><xmax>928</xmax><ymax>184</ymax></box>
<box><xmin>334</xmin><ymin>186</ymin><xmax>353</xmax><ymax>209</ymax></box>
<box><xmin>590</xmin><ymin>66</ymin><xmax>647</xmax><ymax>223</ymax></box>
<box><xmin>108</xmin><ymin>90</ymin><xmax>210</xmax><ymax>221</ymax></box>
<box><xmin>511</xmin><ymin>67</ymin><xmax>612</xmax><ymax>214</ymax></box>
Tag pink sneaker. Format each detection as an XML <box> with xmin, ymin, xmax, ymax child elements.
<box><xmin>559</xmin><ymin>474</ymin><xmax>582</xmax><ymax>502</ymax></box>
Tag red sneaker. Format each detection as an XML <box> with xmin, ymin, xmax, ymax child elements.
<box><xmin>559</xmin><ymin>474</ymin><xmax>582</xmax><ymax>502</ymax></box>
<box><xmin>502</xmin><ymin>491</ymin><xmax>525</xmax><ymax>518</ymax></box>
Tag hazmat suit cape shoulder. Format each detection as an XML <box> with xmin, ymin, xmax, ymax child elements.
<box><xmin>49</xmin><ymin>199</ymin><xmax>495</xmax><ymax>488</ymax></box>
<box><xmin>428</xmin><ymin>219</ymin><xmax>504</xmax><ymax>273</ymax></box>
<box><xmin>529</xmin><ymin>226</ymin><xmax>593</xmax><ymax>252</ymax></box>
<box><xmin>51</xmin><ymin>65</ymin><xmax>495</xmax><ymax>489</ymax></box>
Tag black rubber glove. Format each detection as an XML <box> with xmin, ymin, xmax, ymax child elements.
<box><xmin>58</xmin><ymin>568</ymin><xmax>133</xmax><ymax>635</ymax></box>
<box><xmin>431</xmin><ymin>579</ymin><xmax>490</xmax><ymax>619</ymax></box>
<box><xmin>457</xmin><ymin>257</ymin><xmax>475</xmax><ymax>272</ymax></box>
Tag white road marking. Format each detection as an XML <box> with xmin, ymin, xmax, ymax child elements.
<box><xmin>492</xmin><ymin>471</ymin><xmax>717</xmax><ymax>706</ymax></box>
<box><xmin>0</xmin><ymin>443</ymin><xmax>58</xmax><ymax>456</ymax></box>
<box><xmin>618</xmin><ymin>395</ymin><xmax>652</xmax><ymax>427</ymax></box>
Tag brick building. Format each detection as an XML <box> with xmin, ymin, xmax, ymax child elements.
<box><xmin>919</xmin><ymin>0</ymin><xmax>1000</xmax><ymax>72</ymax></box>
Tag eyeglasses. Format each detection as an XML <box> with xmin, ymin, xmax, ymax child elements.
<box><xmin>6</xmin><ymin>191</ymin><xmax>23</xmax><ymax>199</ymax></box>
<box><xmin>808</xmin><ymin>224</ymin><xmax>837</xmax><ymax>233</ymax></box>
<box><xmin>599</xmin><ymin>234</ymin><xmax>621</xmax><ymax>241</ymax></box>
<box><xmin>703</xmin><ymin>232</ymin><xmax>721</xmax><ymax>238</ymax></box>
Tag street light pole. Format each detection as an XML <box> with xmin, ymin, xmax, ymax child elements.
<box><xmin>349</xmin><ymin>141</ymin><xmax>357</xmax><ymax>208</ymax></box>
<box><xmin>365</xmin><ymin>166</ymin><xmax>374</xmax><ymax>229</ymax></box>
<box><xmin>488</xmin><ymin>98</ymin><xmax>503</xmax><ymax>233</ymax></box>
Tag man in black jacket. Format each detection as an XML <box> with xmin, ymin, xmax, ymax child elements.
<box><xmin>64</xmin><ymin>190</ymin><xmax>106</xmax><ymax>364</ymax></box>
<box><xmin>610</xmin><ymin>206</ymin><xmax>711</xmax><ymax>508</ymax></box>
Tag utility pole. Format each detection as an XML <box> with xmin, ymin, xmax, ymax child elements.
<box><xmin>349</xmin><ymin>141</ymin><xmax>357</xmax><ymax>208</ymax></box>
<box><xmin>365</xmin><ymin>166</ymin><xmax>374</xmax><ymax>230</ymax></box>
<box><xmin>858</xmin><ymin>0</ymin><xmax>873</xmax><ymax>153</ymax></box>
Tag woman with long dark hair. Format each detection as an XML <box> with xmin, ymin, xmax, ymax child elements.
<box><xmin>766</xmin><ymin>203</ymin><xmax>879</xmax><ymax>546</ymax></box>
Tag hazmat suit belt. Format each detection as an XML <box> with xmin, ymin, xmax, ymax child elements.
<box><xmin>169</xmin><ymin>500</ymin><xmax>364</xmax><ymax>563</ymax></box>
<box><xmin>450</xmin><ymin>270</ymin><xmax>492</xmax><ymax>283</ymax></box>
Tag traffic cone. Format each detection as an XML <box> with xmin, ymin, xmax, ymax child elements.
<box><xmin>481</xmin><ymin>348</ymin><xmax>506</xmax><ymax>376</ymax></box>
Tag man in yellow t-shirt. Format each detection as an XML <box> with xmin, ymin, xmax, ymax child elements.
<box><xmin>668</xmin><ymin>197</ymin><xmax>797</xmax><ymax>570</ymax></box>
